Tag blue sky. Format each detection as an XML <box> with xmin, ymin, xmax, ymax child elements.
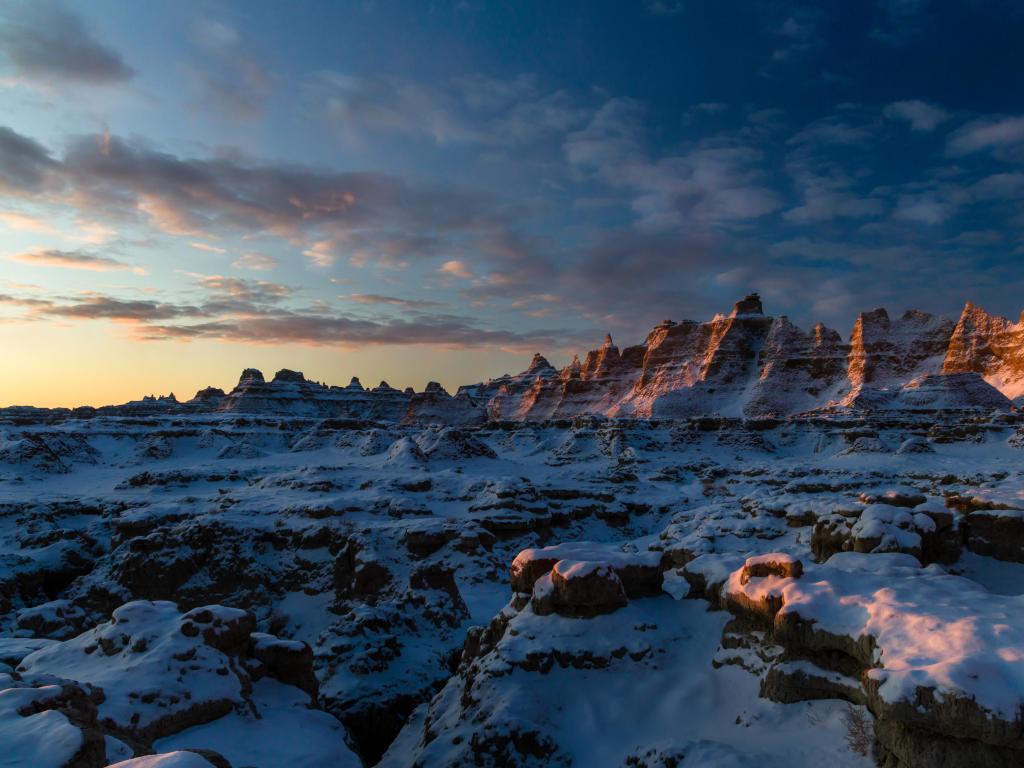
<box><xmin>1</xmin><ymin>0</ymin><xmax>1023</xmax><ymax>404</ymax></box>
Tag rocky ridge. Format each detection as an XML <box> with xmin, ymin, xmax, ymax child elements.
<box><xmin>17</xmin><ymin>294</ymin><xmax>1021</xmax><ymax>425</ymax></box>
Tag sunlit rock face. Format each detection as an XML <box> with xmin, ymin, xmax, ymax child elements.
<box><xmin>942</xmin><ymin>301</ymin><xmax>1024</xmax><ymax>399</ymax></box>
<box><xmin>61</xmin><ymin>294</ymin><xmax>1024</xmax><ymax>424</ymax></box>
<box><xmin>841</xmin><ymin>308</ymin><xmax>956</xmax><ymax>410</ymax></box>
<box><xmin>464</xmin><ymin>294</ymin><xmax>1022</xmax><ymax>422</ymax></box>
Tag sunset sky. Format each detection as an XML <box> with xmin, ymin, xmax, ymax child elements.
<box><xmin>2</xmin><ymin>0</ymin><xmax>1023</xmax><ymax>406</ymax></box>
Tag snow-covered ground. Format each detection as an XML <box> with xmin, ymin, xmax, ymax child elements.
<box><xmin>1</xmin><ymin>408</ymin><xmax>1023</xmax><ymax>766</ymax></box>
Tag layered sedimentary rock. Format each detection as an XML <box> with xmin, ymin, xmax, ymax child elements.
<box><xmin>464</xmin><ymin>294</ymin><xmax>1016</xmax><ymax>421</ymax></box>
<box><xmin>23</xmin><ymin>294</ymin><xmax>1024</xmax><ymax>424</ymax></box>
<box><xmin>219</xmin><ymin>369</ymin><xmax>412</xmax><ymax>421</ymax></box>
<box><xmin>942</xmin><ymin>301</ymin><xmax>1024</xmax><ymax>399</ymax></box>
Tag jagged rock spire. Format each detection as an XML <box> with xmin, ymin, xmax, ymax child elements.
<box><xmin>527</xmin><ymin>353</ymin><xmax>554</xmax><ymax>373</ymax></box>
<box><xmin>238</xmin><ymin>368</ymin><xmax>264</xmax><ymax>385</ymax></box>
<box><xmin>731</xmin><ymin>293</ymin><xmax>764</xmax><ymax>316</ymax></box>
<box><xmin>272</xmin><ymin>369</ymin><xmax>305</xmax><ymax>383</ymax></box>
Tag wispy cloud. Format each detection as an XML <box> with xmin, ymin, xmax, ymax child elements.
<box><xmin>771</xmin><ymin>8</ymin><xmax>825</xmax><ymax>62</ymax></box>
<box><xmin>439</xmin><ymin>260</ymin><xmax>475</xmax><ymax>279</ymax></box>
<box><xmin>307</xmin><ymin>72</ymin><xmax>587</xmax><ymax>147</ymax></box>
<box><xmin>347</xmin><ymin>293</ymin><xmax>444</xmax><ymax>309</ymax></box>
<box><xmin>232</xmin><ymin>252</ymin><xmax>279</xmax><ymax>271</ymax></box>
<box><xmin>190</xmin><ymin>242</ymin><xmax>228</xmax><ymax>255</ymax></box>
<box><xmin>884</xmin><ymin>100</ymin><xmax>949</xmax><ymax>132</ymax></box>
<box><xmin>645</xmin><ymin>1</ymin><xmax>684</xmax><ymax>16</ymax></box>
<box><xmin>10</xmin><ymin>248</ymin><xmax>143</xmax><ymax>273</ymax></box>
<box><xmin>566</xmin><ymin>98</ymin><xmax>781</xmax><ymax>231</ymax></box>
<box><xmin>0</xmin><ymin>3</ymin><xmax>133</xmax><ymax>85</ymax></box>
<box><xmin>0</xmin><ymin>285</ymin><xmax>566</xmax><ymax>351</ymax></box>
<box><xmin>0</xmin><ymin>126</ymin><xmax>58</xmax><ymax>193</ymax></box>
<box><xmin>948</xmin><ymin>115</ymin><xmax>1024</xmax><ymax>159</ymax></box>
<box><xmin>186</xmin><ymin>19</ymin><xmax>275</xmax><ymax>119</ymax></box>
<box><xmin>0</xmin><ymin>211</ymin><xmax>58</xmax><ymax>234</ymax></box>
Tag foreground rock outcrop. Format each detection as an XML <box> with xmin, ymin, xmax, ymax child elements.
<box><xmin>712</xmin><ymin>552</ymin><xmax>1024</xmax><ymax>768</ymax></box>
<box><xmin>4</xmin><ymin>600</ymin><xmax>359</xmax><ymax>768</ymax></box>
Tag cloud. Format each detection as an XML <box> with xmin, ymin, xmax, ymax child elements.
<box><xmin>2</xmin><ymin>283</ymin><xmax>566</xmax><ymax>350</ymax></box>
<box><xmin>566</xmin><ymin>98</ymin><xmax>781</xmax><ymax>231</ymax></box>
<box><xmin>190</xmin><ymin>242</ymin><xmax>228</xmax><ymax>254</ymax></box>
<box><xmin>0</xmin><ymin>211</ymin><xmax>58</xmax><ymax>234</ymax></box>
<box><xmin>871</xmin><ymin>0</ymin><xmax>929</xmax><ymax>44</ymax></box>
<box><xmin>193</xmin><ymin>275</ymin><xmax>291</xmax><ymax>307</ymax></box>
<box><xmin>232</xmin><ymin>251</ymin><xmax>279</xmax><ymax>271</ymax></box>
<box><xmin>971</xmin><ymin>172</ymin><xmax>1024</xmax><ymax>200</ymax></box>
<box><xmin>884</xmin><ymin>100</ymin><xmax>949</xmax><ymax>132</ymax></box>
<box><xmin>0</xmin><ymin>3</ymin><xmax>133</xmax><ymax>85</ymax></box>
<box><xmin>771</xmin><ymin>8</ymin><xmax>825</xmax><ymax>62</ymax></box>
<box><xmin>56</xmin><ymin>131</ymin><xmax>490</xmax><ymax>245</ymax></box>
<box><xmin>783</xmin><ymin>178</ymin><xmax>884</xmax><ymax>223</ymax></box>
<box><xmin>549</xmin><ymin>228</ymin><xmax>744</xmax><ymax>334</ymax></box>
<box><xmin>0</xmin><ymin>126</ymin><xmax>59</xmax><ymax>193</ymax></box>
<box><xmin>310</xmin><ymin>72</ymin><xmax>479</xmax><ymax>145</ymax></box>
<box><xmin>645</xmin><ymin>1</ymin><xmax>684</xmax><ymax>16</ymax></box>
<box><xmin>186</xmin><ymin>20</ymin><xmax>275</xmax><ymax>119</ymax></box>
<box><xmin>439</xmin><ymin>260</ymin><xmax>475</xmax><ymax>279</ymax></box>
<box><xmin>142</xmin><ymin>311</ymin><xmax>568</xmax><ymax>349</ymax></box>
<box><xmin>10</xmin><ymin>248</ymin><xmax>141</xmax><ymax>272</ymax></box>
<box><xmin>891</xmin><ymin>194</ymin><xmax>957</xmax><ymax>224</ymax></box>
<box><xmin>947</xmin><ymin>115</ymin><xmax>1024</xmax><ymax>159</ymax></box>
<box><xmin>301</xmin><ymin>240</ymin><xmax>336</xmax><ymax>267</ymax></box>
<box><xmin>347</xmin><ymin>293</ymin><xmax>445</xmax><ymax>309</ymax></box>
<box><xmin>783</xmin><ymin>132</ymin><xmax>885</xmax><ymax>223</ymax></box>
<box><xmin>307</xmin><ymin>72</ymin><xmax>587</xmax><ymax>146</ymax></box>
<box><xmin>47</xmin><ymin>296</ymin><xmax>194</xmax><ymax>321</ymax></box>
<box><xmin>0</xmin><ymin>127</ymin><xmax>553</xmax><ymax>301</ymax></box>
<box><xmin>787</xmin><ymin>115</ymin><xmax>874</xmax><ymax>146</ymax></box>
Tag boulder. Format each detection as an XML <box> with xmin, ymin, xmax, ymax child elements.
<box><xmin>510</xmin><ymin>543</ymin><xmax>663</xmax><ymax>597</ymax></box>
<box><xmin>549</xmin><ymin>561</ymin><xmax>627</xmax><ymax>617</ymax></box>
<box><xmin>965</xmin><ymin>509</ymin><xmax>1024</xmax><ymax>563</ymax></box>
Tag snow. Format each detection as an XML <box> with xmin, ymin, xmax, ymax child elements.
<box><xmin>0</xmin><ymin>686</ymin><xmax>83</xmax><ymax>768</ymax></box>
<box><xmin>108</xmin><ymin>753</ymin><xmax>222</xmax><ymax>768</ymax></box>
<box><xmin>725</xmin><ymin>552</ymin><xmax>1024</xmax><ymax>720</ymax></box>
<box><xmin>552</xmin><ymin>560</ymin><xmax>613</xmax><ymax>580</ymax></box>
<box><xmin>17</xmin><ymin>600</ymin><xmax>244</xmax><ymax>733</ymax></box>
<box><xmin>154</xmin><ymin>679</ymin><xmax>360</xmax><ymax>768</ymax></box>
<box><xmin>384</xmin><ymin>598</ymin><xmax>874</xmax><ymax>768</ymax></box>
<box><xmin>661</xmin><ymin>569</ymin><xmax>690</xmax><ymax>600</ymax></box>
<box><xmin>1</xmin><ymin>380</ymin><xmax>1024</xmax><ymax>765</ymax></box>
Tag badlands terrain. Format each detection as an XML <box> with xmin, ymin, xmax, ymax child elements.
<box><xmin>2</xmin><ymin>294</ymin><xmax>1024</xmax><ymax>767</ymax></box>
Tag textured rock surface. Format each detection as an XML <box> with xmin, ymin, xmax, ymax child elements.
<box><xmin>7</xmin><ymin>600</ymin><xmax>359</xmax><ymax>767</ymax></box>
<box><xmin>31</xmin><ymin>295</ymin><xmax>1024</xmax><ymax>425</ymax></box>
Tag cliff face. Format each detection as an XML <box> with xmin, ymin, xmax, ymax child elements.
<box><xmin>217</xmin><ymin>368</ymin><xmax>412</xmax><ymax>420</ymax></box>
<box><xmin>743</xmin><ymin>317</ymin><xmax>848</xmax><ymax>418</ymax></box>
<box><xmin>842</xmin><ymin>309</ymin><xmax>956</xmax><ymax>408</ymax></box>
<box><xmin>942</xmin><ymin>302</ymin><xmax>1024</xmax><ymax>399</ymax></box>
<box><xmin>466</xmin><ymin>294</ymin><xmax>1015</xmax><ymax>420</ymax></box>
<box><xmin>82</xmin><ymin>294</ymin><xmax>1024</xmax><ymax>423</ymax></box>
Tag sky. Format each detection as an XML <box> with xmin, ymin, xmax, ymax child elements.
<box><xmin>1</xmin><ymin>0</ymin><xmax>1023</xmax><ymax>407</ymax></box>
